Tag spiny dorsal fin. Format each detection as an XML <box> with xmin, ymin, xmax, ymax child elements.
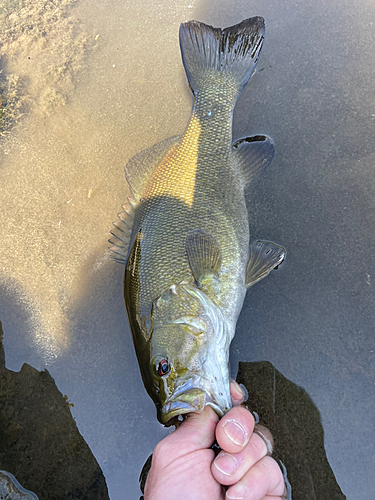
<box><xmin>186</xmin><ymin>230</ymin><xmax>222</xmax><ymax>286</ymax></box>
<box><xmin>108</xmin><ymin>196</ymin><xmax>137</xmax><ymax>264</ymax></box>
<box><xmin>246</xmin><ymin>240</ymin><xmax>285</xmax><ymax>289</ymax></box>
<box><xmin>109</xmin><ymin>135</ymin><xmax>180</xmax><ymax>264</ymax></box>
<box><xmin>232</xmin><ymin>135</ymin><xmax>275</xmax><ymax>188</ymax></box>
<box><xmin>125</xmin><ymin>136</ymin><xmax>180</xmax><ymax>200</ymax></box>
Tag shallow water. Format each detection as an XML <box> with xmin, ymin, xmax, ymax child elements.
<box><xmin>0</xmin><ymin>0</ymin><xmax>374</xmax><ymax>498</ymax></box>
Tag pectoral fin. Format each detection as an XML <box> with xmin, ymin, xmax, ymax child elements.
<box><xmin>186</xmin><ymin>230</ymin><xmax>222</xmax><ymax>287</ymax></box>
<box><xmin>232</xmin><ymin>135</ymin><xmax>275</xmax><ymax>188</ymax></box>
<box><xmin>246</xmin><ymin>240</ymin><xmax>285</xmax><ymax>289</ymax></box>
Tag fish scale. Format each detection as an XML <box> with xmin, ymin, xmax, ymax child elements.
<box><xmin>143</xmin><ymin>118</ymin><xmax>200</xmax><ymax>208</ymax></box>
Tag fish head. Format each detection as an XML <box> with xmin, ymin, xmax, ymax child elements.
<box><xmin>148</xmin><ymin>283</ymin><xmax>232</xmax><ymax>424</ymax></box>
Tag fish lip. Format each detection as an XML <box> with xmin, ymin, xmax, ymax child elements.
<box><xmin>160</xmin><ymin>387</ymin><xmax>225</xmax><ymax>423</ymax></box>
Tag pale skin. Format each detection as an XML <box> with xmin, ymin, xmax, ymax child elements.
<box><xmin>144</xmin><ymin>383</ymin><xmax>286</xmax><ymax>500</ymax></box>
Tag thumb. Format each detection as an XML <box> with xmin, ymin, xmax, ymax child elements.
<box><xmin>167</xmin><ymin>406</ymin><xmax>219</xmax><ymax>454</ymax></box>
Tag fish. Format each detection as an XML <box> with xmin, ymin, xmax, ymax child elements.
<box><xmin>109</xmin><ymin>16</ymin><xmax>285</xmax><ymax>425</ymax></box>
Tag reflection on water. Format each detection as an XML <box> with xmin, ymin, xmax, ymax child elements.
<box><xmin>0</xmin><ymin>0</ymin><xmax>374</xmax><ymax>498</ymax></box>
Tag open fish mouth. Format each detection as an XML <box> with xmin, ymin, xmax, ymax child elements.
<box><xmin>161</xmin><ymin>387</ymin><xmax>224</xmax><ymax>423</ymax></box>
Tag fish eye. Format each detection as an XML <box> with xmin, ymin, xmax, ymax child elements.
<box><xmin>156</xmin><ymin>358</ymin><xmax>170</xmax><ymax>377</ymax></box>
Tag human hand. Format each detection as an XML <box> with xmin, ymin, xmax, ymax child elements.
<box><xmin>144</xmin><ymin>382</ymin><xmax>286</xmax><ymax>500</ymax></box>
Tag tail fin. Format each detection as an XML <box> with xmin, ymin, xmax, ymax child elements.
<box><xmin>179</xmin><ymin>17</ymin><xmax>265</xmax><ymax>95</ymax></box>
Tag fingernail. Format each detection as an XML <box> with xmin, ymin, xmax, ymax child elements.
<box><xmin>231</xmin><ymin>380</ymin><xmax>244</xmax><ymax>399</ymax></box>
<box><xmin>223</xmin><ymin>420</ymin><xmax>248</xmax><ymax>446</ymax></box>
<box><xmin>226</xmin><ymin>482</ymin><xmax>246</xmax><ymax>499</ymax></box>
<box><xmin>214</xmin><ymin>453</ymin><xmax>238</xmax><ymax>475</ymax></box>
<box><xmin>239</xmin><ymin>383</ymin><xmax>248</xmax><ymax>402</ymax></box>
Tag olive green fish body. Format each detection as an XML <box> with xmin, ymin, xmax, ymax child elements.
<box><xmin>129</xmin><ymin>111</ymin><xmax>249</xmax><ymax>327</ymax></box>
<box><xmin>110</xmin><ymin>17</ymin><xmax>286</xmax><ymax>424</ymax></box>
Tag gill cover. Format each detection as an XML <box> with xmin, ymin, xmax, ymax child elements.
<box><xmin>151</xmin><ymin>283</ymin><xmax>232</xmax><ymax>423</ymax></box>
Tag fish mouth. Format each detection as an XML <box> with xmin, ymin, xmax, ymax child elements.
<box><xmin>160</xmin><ymin>387</ymin><xmax>225</xmax><ymax>424</ymax></box>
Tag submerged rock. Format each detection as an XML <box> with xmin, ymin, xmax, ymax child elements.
<box><xmin>0</xmin><ymin>321</ymin><xmax>110</xmax><ymax>500</ymax></box>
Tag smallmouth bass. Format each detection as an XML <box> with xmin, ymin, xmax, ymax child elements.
<box><xmin>110</xmin><ymin>17</ymin><xmax>285</xmax><ymax>424</ymax></box>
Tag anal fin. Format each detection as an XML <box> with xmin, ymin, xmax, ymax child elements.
<box><xmin>246</xmin><ymin>240</ymin><xmax>286</xmax><ymax>289</ymax></box>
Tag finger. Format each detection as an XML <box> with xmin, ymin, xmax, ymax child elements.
<box><xmin>216</xmin><ymin>406</ymin><xmax>255</xmax><ymax>454</ymax></box>
<box><xmin>230</xmin><ymin>380</ymin><xmax>245</xmax><ymax>406</ymax></box>
<box><xmin>153</xmin><ymin>406</ymin><xmax>218</xmax><ymax>469</ymax></box>
<box><xmin>225</xmin><ymin>456</ymin><xmax>285</xmax><ymax>500</ymax></box>
<box><xmin>175</xmin><ymin>405</ymin><xmax>219</xmax><ymax>449</ymax></box>
<box><xmin>253</xmin><ymin>425</ymin><xmax>274</xmax><ymax>456</ymax></box>
<box><xmin>212</xmin><ymin>431</ymin><xmax>268</xmax><ymax>485</ymax></box>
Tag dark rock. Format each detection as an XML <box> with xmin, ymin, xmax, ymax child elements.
<box><xmin>0</xmin><ymin>321</ymin><xmax>4</xmax><ymax>369</ymax></box>
<box><xmin>237</xmin><ymin>361</ymin><xmax>346</xmax><ymax>500</ymax></box>
<box><xmin>0</xmin><ymin>321</ymin><xmax>110</xmax><ymax>500</ymax></box>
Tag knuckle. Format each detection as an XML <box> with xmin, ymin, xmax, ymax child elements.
<box><xmin>152</xmin><ymin>440</ymin><xmax>170</xmax><ymax>468</ymax></box>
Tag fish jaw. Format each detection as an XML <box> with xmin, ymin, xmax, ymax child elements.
<box><xmin>160</xmin><ymin>379</ymin><xmax>227</xmax><ymax>423</ymax></box>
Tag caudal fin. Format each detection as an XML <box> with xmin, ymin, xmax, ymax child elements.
<box><xmin>179</xmin><ymin>17</ymin><xmax>265</xmax><ymax>95</ymax></box>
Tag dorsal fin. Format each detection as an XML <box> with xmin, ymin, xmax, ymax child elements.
<box><xmin>232</xmin><ymin>135</ymin><xmax>275</xmax><ymax>188</ymax></box>
<box><xmin>109</xmin><ymin>135</ymin><xmax>180</xmax><ymax>264</ymax></box>
<box><xmin>125</xmin><ymin>136</ymin><xmax>180</xmax><ymax>200</ymax></box>
<box><xmin>108</xmin><ymin>196</ymin><xmax>137</xmax><ymax>264</ymax></box>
